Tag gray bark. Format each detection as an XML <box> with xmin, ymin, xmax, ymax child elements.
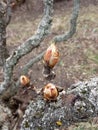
<box><xmin>53</xmin><ymin>0</ymin><xmax>80</xmax><ymax>43</ymax></box>
<box><xmin>0</xmin><ymin>0</ymin><xmax>53</xmax><ymax>95</ymax></box>
<box><xmin>0</xmin><ymin>1</ymin><xmax>11</xmax><ymax>66</ymax></box>
<box><xmin>22</xmin><ymin>51</ymin><xmax>45</xmax><ymax>75</ymax></box>
<box><xmin>21</xmin><ymin>78</ymin><xmax>98</xmax><ymax>130</ymax></box>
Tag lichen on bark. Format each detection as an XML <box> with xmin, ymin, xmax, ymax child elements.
<box><xmin>21</xmin><ymin>78</ymin><xmax>98</xmax><ymax>130</ymax></box>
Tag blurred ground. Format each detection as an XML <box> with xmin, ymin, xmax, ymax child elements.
<box><xmin>1</xmin><ymin>0</ymin><xmax>98</xmax><ymax>129</ymax></box>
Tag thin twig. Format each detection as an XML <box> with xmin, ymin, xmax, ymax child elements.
<box><xmin>22</xmin><ymin>51</ymin><xmax>45</xmax><ymax>75</ymax></box>
<box><xmin>53</xmin><ymin>0</ymin><xmax>80</xmax><ymax>43</ymax></box>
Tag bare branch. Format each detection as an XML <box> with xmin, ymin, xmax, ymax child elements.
<box><xmin>0</xmin><ymin>0</ymin><xmax>54</xmax><ymax>94</ymax></box>
<box><xmin>21</xmin><ymin>0</ymin><xmax>80</xmax><ymax>75</ymax></box>
<box><xmin>22</xmin><ymin>51</ymin><xmax>45</xmax><ymax>75</ymax></box>
<box><xmin>0</xmin><ymin>1</ymin><xmax>10</xmax><ymax>66</ymax></box>
<box><xmin>53</xmin><ymin>0</ymin><xmax>80</xmax><ymax>43</ymax></box>
<box><xmin>6</xmin><ymin>0</ymin><xmax>12</xmax><ymax>25</ymax></box>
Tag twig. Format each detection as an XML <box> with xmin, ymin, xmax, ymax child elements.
<box><xmin>22</xmin><ymin>51</ymin><xmax>45</xmax><ymax>75</ymax></box>
<box><xmin>53</xmin><ymin>0</ymin><xmax>80</xmax><ymax>43</ymax></box>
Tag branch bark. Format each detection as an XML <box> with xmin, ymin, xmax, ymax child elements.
<box><xmin>21</xmin><ymin>78</ymin><xmax>98</xmax><ymax>130</ymax></box>
<box><xmin>0</xmin><ymin>0</ymin><xmax>54</xmax><ymax>95</ymax></box>
<box><xmin>53</xmin><ymin>0</ymin><xmax>80</xmax><ymax>43</ymax></box>
<box><xmin>21</xmin><ymin>0</ymin><xmax>80</xmax><ymax>75</ymax></box>
<box><xmin>22</xmin><ymin>51</ymin><xmax>45</xmax><ymax>75</ymax></box>
<box><xmin>0</xmin><ymin>1</ymin><xmax>11</xmax><ymax>66</ymax></box>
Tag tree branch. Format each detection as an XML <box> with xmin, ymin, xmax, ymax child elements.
<box><xmin>20</xmin><ymin>0</ymin><xmax>80</xmax><ymax>75</ymax></box>
<box><xmin>0</xmin><ymin>0</ymin><xmax>54</xmax><ymax>94</ymax></box>
<box><xmin>0</xmin><ymin>1</ymin><xmax>11</xmax><ymax>66</ymax></box>
<box><xmin>6</xmin><ymin>0</ymin><xmax>12</xmax><ymax>26</ymax></box>
<box><xmin>22</xmin><ymin>51</ymin><xmax>45</xmax><ymax>75</ymax></box>
<box><xmin>21</xmin><ymin>78</ymin><xmax>98</xmax><ymax>130</ymax></box>
<box><xmin>53</xmin><ymin>0</ymin><xmax>80</xmax><ymax>43</ymax></box>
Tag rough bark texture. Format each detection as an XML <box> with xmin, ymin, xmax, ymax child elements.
<box><xmin>0</xmin><ymin>104</ymin><xmax>11</xmax><ymax>130</ymax></box>
<box><xmin>21</xmin><ymin>78</ymin><xmax>98</xmax><ymax>130</ymax></box>
<box><xmin>0</xmin><ymin>1</ymin><xmax>10</xmax><ymax>66</ymax></box>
